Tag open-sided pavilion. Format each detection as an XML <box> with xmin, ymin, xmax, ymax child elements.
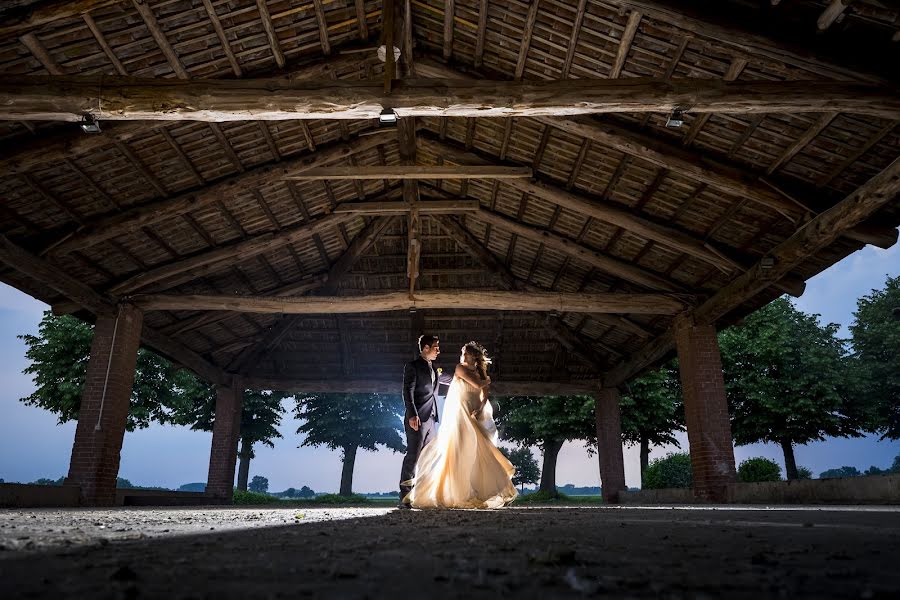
<box><xmin>0</xmin><ymin>0</ymin><xmax>897</xmax><ymax>507</ymax></box>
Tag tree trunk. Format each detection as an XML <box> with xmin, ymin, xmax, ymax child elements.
<box><xmin>539</xmin><ymin>439</ymin><xmax>564</xmax><ymax>496</ymax></box>
<box><xmin>237</xmin><ymin>437</ymin><xmax>252</xmax><ymax>492</ymax></box>
<box><xmin>339</xmin><ymin>445</ymin><xmax>358</xmax><ymax>496</ymax></box>
<box><xmin>640</xmin><ymin>435</ymin><xmax>650</xmax><ymax>479</ymax></box>
<box><xmin>781</xmin><ymin>439</ymin><xmax>798</xmax><ymax>480</ymax></box>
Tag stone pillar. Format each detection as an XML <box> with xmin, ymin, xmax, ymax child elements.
<box><xmin>66</xmin><ymin>304</ymin><xmax>143</xmax><ymax>506</ymax></box>
<box><xmin>595</xmin><ymin>387</ymin><xmax>627</xmax><ymax>504</ymax></box>
<box><xmin>206</xmin><ymin>379</ymin><xmax>244</xmax><ymax>501</ymax></box>
<box><xmin>674</xmin><ymin>313</ymin><xmax>737</xmax><ymax>501</ymax></box>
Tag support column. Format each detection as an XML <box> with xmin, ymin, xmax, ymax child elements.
<box><xmin>595</xmin><ymin>387</ymin><xmax>627</xmax><ymax>504</ymax></box>
<box><xmin>673</xmin><ymin>313</ymin><xmax>737</xmax><ymax>501</ymax></box>
<box><xmin>206</xmin><ymin>378</ymin><xmax>244</xmax><ymax>501</ymax></box>
<box><xmin>66</xmin><ymin>304</ymin><xmax>143</xmax><ymax>506</ymax></box>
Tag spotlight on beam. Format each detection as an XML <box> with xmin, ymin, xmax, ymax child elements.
<box><xmin>80</xmin><ymin>113</ymin><xmax>101</xmax><ymax>134</ymax></box>
<box><xmin>379</xmin><ymin>108</ymin><xmax>398</xmax><ymax>127</ymax></box>
<box><xmin>665</xmin><ymin>107</ymin><xmax>685</xmax><ymax>128</ymax></box>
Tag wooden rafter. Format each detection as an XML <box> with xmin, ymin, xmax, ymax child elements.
<box><xmin>443</xmin><ymin>0</ymin><xmax>455</xmax><ymax>59</ymax></box>
<box><xmin>335</xmin><ymin>199</ymin><xmax>478</xmax><ymax>214</ymax></box>
<box><xmin>133</xmin><ymin>290</ymin><xmax>689</xmax><ymax>315</ymax></box>
<box><xmin>3</xmin><ymin>76</ymin><xmax>897</xmax><ymax>121</ymax></box>
<box><xmin>44</xmin><ymin>132</ymin><xmax>392</xmax><ymax>256</ymax></box>
<box><xmin>288</xmin><ymin>165</ymin><xmax>532</xmax><ymax>179</ymax></box>
<box><xmin>606</xmin><ymin>156</ymin><xmax>900</xmax><ymax>387</ymax></box>
<box><xmin>201</xmin><ymin>0</ymin><xmax>241</xmax><ymax>77</ymax></box>
<box><xmin>0</xmin><ymin>0</ymin><xmax>123</xmax><ymax>37</ymax></box>
<box><xmin>561</xmin><ymin>0</ymin><xmax>588</xmax><ymax>78</ymax></box>
<box><xmin>609</xmin><ymin>10</ymin><xmax>642</xmax><ymax>79</ymax></box>
<box><xmin>131</xmin><ymin>0</ymin><xmax>187</xmax><ymax>78</ymax></box>
<box><xmin>514</xmin><ymin>0</ymin><xmax>541</xmax><ymax>80</ymax></box>
<box><xmin>19</xmin><ymin>32</ymin><xmax>65</xmax><ymax>75</ymax></box>
<box><xmin>256</xmin><ymin>0</ymin><xmax>286</xmax><ymax>68</ymax></box>
<box><xmin>242</xmin><ymin>377</ymin><xmax>599</xmax><ymax>396</ymax></box>
<box><xmin>474</xmin><ymin>0</ymin><xmax>489</xmax><ymax>68</ymax></box>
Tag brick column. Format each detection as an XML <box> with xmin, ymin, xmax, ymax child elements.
<box><xmin>206</xmin><ymin>380</ymin><xmax>243</xmax><ymax>500</ymax></box>
<box><xmin>674</xmin><ymin>313</ymin><xmax>737</xmax><ymax>501</ymax></box>
<box><xmin>595</xmin><ymin>387</ymin><xmax>627</xmax><ymax>504</ymax></box>
<box><xmin>66</xmin><ymin>304</ymin><xmax>143</xmax><ymax>506</ymax></box>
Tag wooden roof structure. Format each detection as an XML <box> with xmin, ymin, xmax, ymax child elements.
<box><xmin>0</xmin><ymin>0</ymin><xmax>897</xmax><ymax>395</ymax></box>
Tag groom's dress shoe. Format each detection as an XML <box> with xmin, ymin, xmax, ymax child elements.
<box><xmin>397</xmin><ymin>502</ymin><xmax>412</xmax><ymax>510</ymax></box>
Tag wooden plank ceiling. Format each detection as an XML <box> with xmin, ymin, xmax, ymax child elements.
<box><xmin>0</xmin><ymin>0</ymin><xmax>897</xmax><ymax>390</ymax></box>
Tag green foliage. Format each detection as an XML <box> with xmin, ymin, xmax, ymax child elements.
<box><xmin>514</xmin><ymin>490</ymin><xmax>571</xmax><ymax>504</ymax></box>
<box><xmin>232</xmin><ymin>489</ymin><xmax>280</xmax><ymax>505</ymax></box>
<box><xmin>620</xmin><ymin>362</ymin><xmax>684</xmax><ymax>448</ymax></box>
<box><xmin>796</xmin><ymin>466</ymin><xmax>813</xmax><ymax>480</ymax></box>
<box><xmin>495</xmin><ymin>396</ymin><xmax>596</xmax><ymax>451</ymax></box>
<box><xmin>30</xmin><ymin>477</ymin><xmax>65</xmax><ymax>486</ymax></box>
<box><xmin>864</xmin><ymin>454</ymin><xmax>899</xmax><ymax>476</ymax></box>
<box><xmin>294</xmin><ymin>393</ymin><xmax>405</xmax><ymax>454</ymax></box>
<box><xmin>19</xmin><ymin>313</ymin><xmax>214</xmax><ymax>431</ymax></box>
<box><xmin>248</xmin><ymin>475</ymin><xmax>269</xmax><ymax>493</ymax></box>
<box><xmin>178</xmin><ymin>482</ymin><xmax>206</xmax><ymax>492</ymax></box>
<box><xmin>310</xmin><ymin>493</ymin><xmax>370</xmax><ymax>504</ymax></box>
<box><xmin>865</xmin><ymin>466</ymin><xmax>885</xmax><ymax>476</ymax></box>
<box><xmin>298</xmin><ymin>485</ymin><xmax>315</xmax><ymax>498</ymax></box>
<box><xmin>719</xmin><ymin>298</ymin><xmax>866</xmax><ymax>448</ymax></box>
<box><xmin>737</xmin><ymin>457</ymin><xmax>782</xmax><ymax>483</ymax></box>
<box><xmin>174</xmin><ymin>388</ymin><xmax>288</xmax><ymax>452</ymax></box>
<box><xmin>500</xmin><ymin>446</ymin><xmax>541</xmax><ymax>489</ymax></box>
<box><xmin>642</xmin><ymin>452</ymin><xmax>692</xmax><ymax>489</ymax></box>
<box><xmin>819</xmin><ymin>466</ymin><xmax>861</xmax><ymax>479</ymax></box>
<box><xmin>849</xmin><ymin>275</ymin><xmax>900</xmax><ymax>439</ymax></box>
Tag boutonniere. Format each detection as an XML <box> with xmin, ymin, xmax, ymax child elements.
<box><xmin>437</xmin><ymin>368</ymin><xmax>443</xmax><ymax>375</ymax></box>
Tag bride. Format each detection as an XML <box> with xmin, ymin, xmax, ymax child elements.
<box><xmin>403</xmin><ymin>341</ymin><xmax>518</xmax><ymax>509</ymax></box>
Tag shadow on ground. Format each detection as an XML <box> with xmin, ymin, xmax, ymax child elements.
<box><xmin>2</xmin><ymin>505</ymin><xmax>898</xmax><ymax>598</ymax></box>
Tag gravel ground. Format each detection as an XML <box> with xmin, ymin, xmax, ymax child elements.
<box><xmin>2</xmin><ymin>504</ymin><xmax>899</xmax><ymax>599</ymax></box>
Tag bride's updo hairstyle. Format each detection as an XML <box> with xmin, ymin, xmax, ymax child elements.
<box><xmin>462</xmin><ymin>341</ymin><xmax>491</xmax><ymax>380</ymax></box>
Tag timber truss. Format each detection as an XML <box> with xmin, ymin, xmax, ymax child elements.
<box><xmin>0</xmin><ymin>0</ymin><xmax>897</xmax><ymax>394</ymax></box>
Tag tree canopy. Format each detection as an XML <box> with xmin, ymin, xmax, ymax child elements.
<box><xmin>500</xmin><ymin>446</ymin><xmax>541</xmax><ymax>491</ymax></box>
<box><xmin>294</xmin><ymin>393</ymin><xmax>405</xmax><ymax>495</ymax></box>
<box><xmin>849</xmin><ymin>274</ymin><xmax>900</xmax><ymax>440</ymax></box>
<box><xmin>719</xmin><ymin>298</ymin><xmax>867</xmax><ymax>479</ymax></box>
<box><xmin>248</xmin><ymin>475</ymin><xmax>269</xmax><ymax>493</ymax></box>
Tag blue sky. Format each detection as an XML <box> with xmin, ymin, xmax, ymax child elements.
<box><xmin>0</xmin><ymin>239</ymin><xmax>897</xmax><ymax>492</ymax></box>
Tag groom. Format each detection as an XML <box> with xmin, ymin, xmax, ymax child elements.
<box><xmin>398</xmin><ymin>334</ymin><xmax>451</xmax><ymax>507</ymax></box>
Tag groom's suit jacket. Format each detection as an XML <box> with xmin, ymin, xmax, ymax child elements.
<box><xmin>402</xmin><ymin>357</ymin><xmax>452</xmax><ymax>423</ymax></box>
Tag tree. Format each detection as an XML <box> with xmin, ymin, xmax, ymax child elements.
<box><xmin>248</xmin><ymin>475</ymin><xmax>269</xmax><ymax>493</ymax></box>
<box><xmin>819</xmin><ymin>466</ymin><xmax>861</xmax><ymax>479</ymax></box>
<box><xmin>294</xmin><ymin>393</ymin><xmax>405</xmax><ymax>496</ymax></box>
<box><xmin>642</xmin><ymin>452</ymin><xmax>692</xmax><ymax>489</ymax></box>
<box><xmin>737</xmin><ymin>457</ymin><xmax>782</xmax><ymax>483</ymax></box>
<box><xmin>719</xmin><ymin>298</ymin><xmax>866</xmax><ymax>480</ymax></box>
<box><xmin>298</xmin><ymin>485</ymin><xmax>315</xmax><ymax>498</ymax></box>
<box><xmin>500</xmin><ymin>446</ymin><xmax>541</xmax><ymax>491</ymax></box>
<box><xmin>174</xmin><ymin>389</ymin><xmax>288</xmax><ymax>491</ymax></box>
<box><xmin>19</xmin><ymin>312</ymin><xmax>213</xmax><ymax>430</ymax></box>
<box><xmin>849</xmin><ymin>275</ymin><xmax>900</xmax><ymax>440</ymax></box>
<box><xmin>495</xmin><ymin>396</ymin><xmax>595</xmax><ymax>496</ymax></box>
<box><xmin>796</xmin><ymin>466</ymin><xmax>813</xmax><ymax>480</ymax></box>
<box><xmin>619</xmin><ymin>362</ymin><xmax>684</xmax><ymax>480</ymax></box>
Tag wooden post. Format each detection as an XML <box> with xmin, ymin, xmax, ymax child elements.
<box><xmin>595</xmin><ymin>387</ymin><xmax>627</xmax><ymax>503</ymax></box>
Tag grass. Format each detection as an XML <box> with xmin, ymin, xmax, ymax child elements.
<box><xmin>232</xmin><ymin>490</ymin><xmax>282</xmax><ymax>505</ymax></box>
<box><xmin>512</xmin><ymin>490</ymin><xmax>603</xmax><ymax>505</ymax></box>
<box><xmin>230</xmin><ymin>492</ymin><xmax>399</xmax><ymax>506</ymax></box>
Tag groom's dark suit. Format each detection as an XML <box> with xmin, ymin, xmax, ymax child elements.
<box><xmin>399</xmin><ymin>357</ymin><xmax>452</xmax><ymax>500</ymax></box>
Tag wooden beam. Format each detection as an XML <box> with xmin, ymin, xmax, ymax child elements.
<box><xmin>766</xmin><ymin>112</ymin><xmax>838</xmax><ymax>175</ymax></box>
<box><xmin>109</xmin><ymin>213</ymin><xmax>356</xmax><ymax>296</ymax></box>
<box><xmin>286</xmin><ymin>165</ymin><xmax>533</xmax><ymax>180</ymax></box>
<box><xmin>242</xmin><ymin>377</ymin><xmax>599</xmax><ymax>395</ymax></box>
<box><xmin>334</xmin><ymin>199</ymin><xmax>479</xmax><ymax>214</ymax></box>
<box><xmin>543</xmin><ymin>314</ymin><xmax>608</xmax><ymax>370</ymax></box>
<box><xmin>443</xmin><ymin>0</ymin><xmax>455</xmax><ymax>59</ymax></box>
<box><xmin>606</xmin><ymin>155</ymin><xmax>900</xmax><ymax>387</ymax></box>
<box><xmin>0</xmin><ymin>53</ymin><xmax>369</xmax><ymax>174</ymax></box>
<box><xmin>474</xmin><ymin>0</ymin><xmax>489</xmax><ymax>68</ymax></box>
<box><xmin>383</xmin><ymin>0</ymin><xmax>395</xmax><ymax>93</ymax></box>
<box><xmin>3</xmin><ymin>76</ymin><xmax>897</xmax><ymax>121</ymax></box>
<box><xmin>818</xmin><ymin>0</ymin><xmax>854</xmax><ymax>31</ymax></box>
<box><xmin>561</xmin><ymin>0</ymin><xmax>588</xmax><ymax>78</ymax></box>
<box><xmin>695</xmin><ymin>157</ymin><xmax>900</xmax><ymax>325</ymax></box>
<box><xmin>355</xmin><ymin>0</ymin><xmax>368</xmax><ymax>40</ymax></box>
<box><xmin>610</xmin><ymin>10</ymin><xmax>641</xmax><ymax>78</ymax></box>
<box><xmin>256</xmin><ymin>0</ymin><xmax>286</xmax><ymax>68</ymax></box>
<box><xmin>45</xmin><ymin>132</ymin><xmax>391</xmax><ymax>256</ymax></box>
<box><xmin>0</xmin><ymin>232</ymin><xmax>228</xmax><ymax>384</ymax></box>
<box><xmin>19</xmin><ymin>32</ymin><xmax>65</xmax><ymax>75</ymax></box>
<box><xmin>312</xmin><ymin>0</ymin><xmax>331</xmax><ymax>55</ymax></box>
<box><xmin>201</xmin><ymin>0</ymin><xmax>241</xmax><ymax>77</ymax></box>
<box><xmin>473</xmin><ymin>207</ymin><xmax>688</xmax><ymax>292</ymax></box>
<box><xmin>0</xmin><ymin>0</ymin><xmax>123</xmax><ymax>37</ymax></box>
<box><xmin>434</xmin><ymin>215</ymin><xmax>519</xmax><ymax>290</ymax></box>
<box><xmin>419</xmin><ymin>137</ymin><xmax>739</xmax><ymax>272</ymax></box>
<box><xmin>132</xmin><ymin>290</ymin><xmax>689</xmax><ymax>315</ymax></box>
<box><xmin>514</xmin><ymin>0</ymin><xmax>541</xmax><ymax>80</ymax></box>
<box><xmin>131</xmin><ymin>0</ymin><xmax>188</xmax><ymax>78</ymax></box>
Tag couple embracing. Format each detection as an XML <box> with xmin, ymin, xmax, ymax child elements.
<box><xmin>398</xmin><ymin>334</ymin><xmax>518</xmax><ymax>509</ymax></box>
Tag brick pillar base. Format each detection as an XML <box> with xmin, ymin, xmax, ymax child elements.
<box><xmin>674</xmin><ymin>314</ymin><xmax>737</xmax><ymax>502</ymax></box>
<box><xmin>595</xmin><ymin>387</ymin><xmax>627</xmax><ymax>504</ymax></box>
<box><xmin>206</xmin><ymin>381</ymin><xmax>243</xmax><ymax>500</ymax></box>
<box><xmin>66</xmin><ymin>304</ymin><xmax>143</xmax><ymax>506</ymax></box>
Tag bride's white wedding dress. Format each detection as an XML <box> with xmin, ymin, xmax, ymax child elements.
<box><xmin>404</xmin><ymin>374</ymin><xmax>518</xmax><ymax>509</ymax></box>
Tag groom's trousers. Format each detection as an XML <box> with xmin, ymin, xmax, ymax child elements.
<box><xmin>399</xmin><ymin>416</ymin><xmax>436</xmax><ymax>501</ymax></box>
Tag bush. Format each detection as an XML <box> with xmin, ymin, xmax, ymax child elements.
<box><xmin>819</xmin><ymin>466</ymin><xmax>861</xmax><ymax>479</ymax></box>
<box><xmin>737</xmin><ymin>457</ymin><xmax>782</xmax><ymax>483</ymax></box>
<box><xmin>232</xmin><ymin>489</ymin><xmax>281</xmax><ymax>505</ymax></box>
<box><xmin>796</xmin><ymin>466</ymin><xmax>813</xmax><ymax>480</ymax></box>
<box><xmin>514</xmin><ymin>490</ymin><xmax>571</xmax><ymax>504</ymax></box>
<box><xmin>643</xmin><ymin>452</ymin><xmax>692</xmax><ymax>489</ymax></box>
<box><xmin>311</xmin><ymin>493</ymin><xmax>370</xmax><ymax>504</ymax></box>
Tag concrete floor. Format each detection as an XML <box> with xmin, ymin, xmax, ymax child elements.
<box><xmin>1</xmin><ymin>505</ymin><xmax>898</xmax><ymax>598</ymax></box>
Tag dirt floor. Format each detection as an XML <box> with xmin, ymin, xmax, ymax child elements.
<box><xmin>1</xmin><ymin>504</ymin><xmax>898</xmax><ymax>599</ymax></box>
